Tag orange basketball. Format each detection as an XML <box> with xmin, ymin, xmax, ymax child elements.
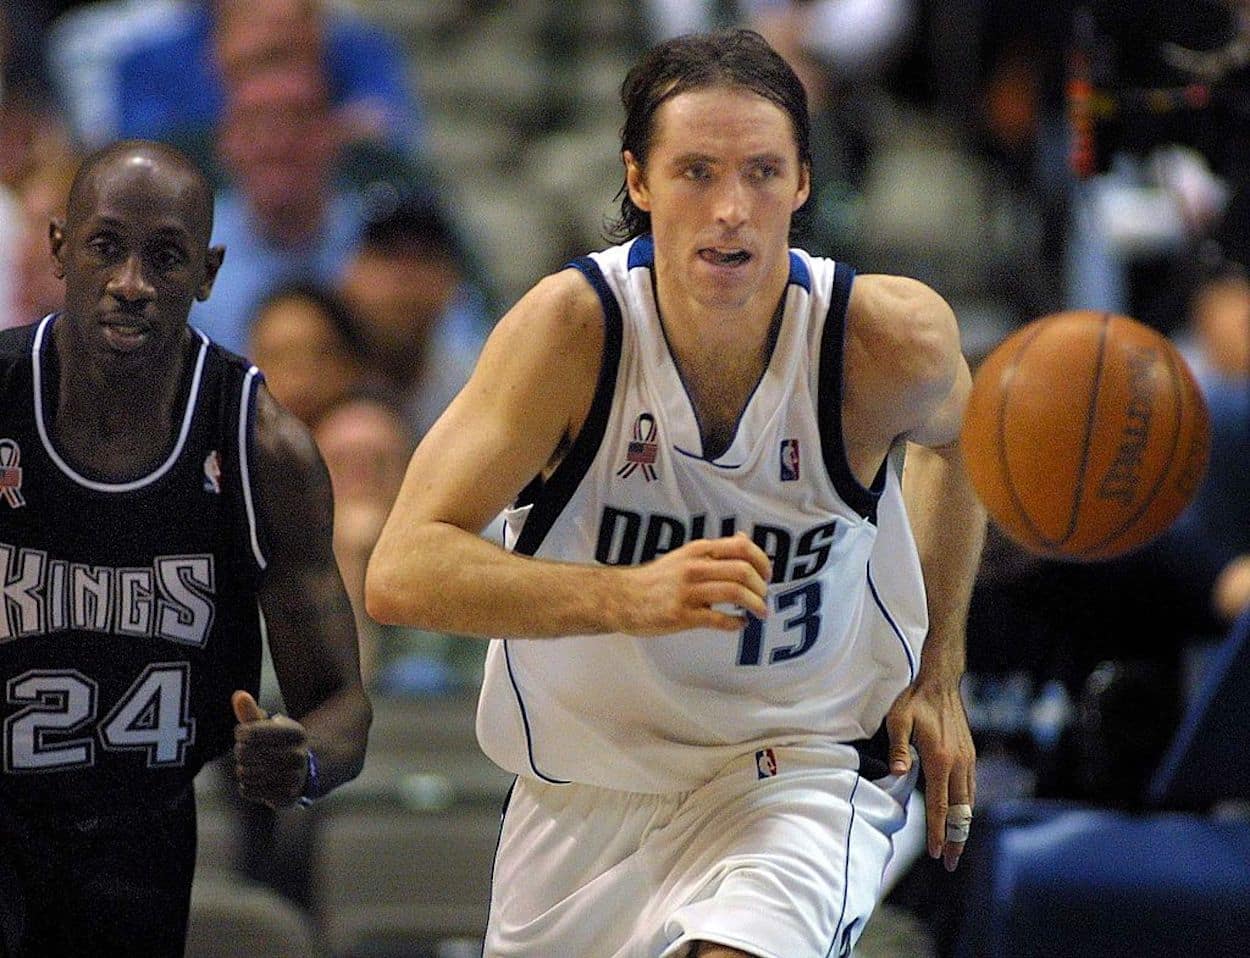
<box><xmin>960</xmin><ymin>310</ymin><xmax>1211</xmax><ymax>561</ymax></box>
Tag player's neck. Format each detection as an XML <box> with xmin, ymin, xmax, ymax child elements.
<box><xmin>50</xmin><ymin>327</ymin><xmax>195</xmax><ymax>479</ymax></box>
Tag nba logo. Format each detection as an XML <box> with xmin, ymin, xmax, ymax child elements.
<box><xmin>203</xmin><ymin>451</ymin><xmax>222</xmax><ymax>494</ymax></box>
<box><xmin>755</xmin><ymin>747</ymin><xmax>778</xmax><ymax>779</ymax></box>
<box><xmin>780</xmin><ymin>439</ymin><xmax>800</xmax><ymax>481</ymax></box>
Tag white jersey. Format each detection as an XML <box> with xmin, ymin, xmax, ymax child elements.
<box><xmin>477</xmin><ymin>237</ymin><xmax>927</xmax><ymax>793</ymax></box>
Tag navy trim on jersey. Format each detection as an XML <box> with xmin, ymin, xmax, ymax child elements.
<box><xmin>866</xmin><ymin>562</ymin><xmax>917</xmax><ymax>682</ymax></box>
<box><xmin>672</xmin><ymin>446</ymin><xmax>744</xmax><ymax>468</ymax></box>
<box><xmin>817</xmin><ymin>263</ymin><xmax>885</xmax><ymax>521</ymax></box>
<box><xmin>788</xmin><ymin>250</ymin><xmax>811</xmax><ymax>292</ymax></box>
<box><xmin>627</xmin><ymin>234</ymin><xmax>654</xmax><ymax>269</ymax></box>
<box><xmin>502</xmin><ymin>642</ymin><xmax>570</xmax><ymax>784</ymax></box>
<box><xmin>512</xmin><ymin>257</ymin><xmax>624</xmax><ymax>557</ymax></box>
<box><xmin>827</xmin><ymin>772</ymin><xmax>862</xmax><ymax>958</ymax></box>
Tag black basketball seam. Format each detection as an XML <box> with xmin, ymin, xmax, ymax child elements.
<box><xmin>996</xmin><ymin>318</ymin><xmax>1057</xmax><ymax>553</ymax></box>
<box><xmin>1076</xmin><ymin>324</ymin><xmax>1184</xmax><ymax>559</ymax></box>
<box><xmin>1058</xmin><ymin>312</ymin><xmax>1111</xmax><ymax>547</ymax></box>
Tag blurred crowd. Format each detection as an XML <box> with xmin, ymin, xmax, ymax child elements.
<box><xmin>1</xmin><ymin>1</ymin><xmax>1248</xmax><ymax>953</ymax></box>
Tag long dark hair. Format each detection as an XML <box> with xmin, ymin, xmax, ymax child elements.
<box><xmin>607</xmin><ymin>29</ymin><xmax>812</xmax><ymax>242</ymax></box>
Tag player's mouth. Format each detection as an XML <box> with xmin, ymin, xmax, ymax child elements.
<box><xmin>99</xmin><ymin>317</ymin><xmax>152</xmax><ymax>352</ymax></box>
<box><xmin>699</xmin><ymin>247</ymin><xmax>752</xmax><ymax>267</ymax></box>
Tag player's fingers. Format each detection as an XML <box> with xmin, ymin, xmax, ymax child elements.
<box><xmin>943</xmin><ymin>800</ymin><xmax>974</xmax><ymax>872</ymax></box>
<box><xmin>694</xmin><ymin>608</ymin><xmax>754</xmax><ymax>632</ymax></box>
<box><xmin>691</xmin><ymin>557</ymin><xmax>769</xmax><ymax>600</ymax></box>
<box><xmin>231</xmin><ymin>690</ymin><xmax>267</xmax><ymax>724</ymax></box>
<box><xmin>942</xmin><ymin>839</ymin><xmax>967</xmax><ymax>873</ymax></box>
<box><xmin>695</xmin><ymin>580</ymin><xmax>768</xmax><ymax>619</ymax></box>
<box><xmin>705</xmin><ymin>534</ymin><xmax>772</xmax><ymax>583</ymax></box>
<box><xmin>924</xmin><ymin>762</ymin><xmax>952</xmax><ymax>860</ymax></box>
<box><xmin>884</xmin><ymin>706</ymin><xmax>913</xmax><ymax>775</ymax></box>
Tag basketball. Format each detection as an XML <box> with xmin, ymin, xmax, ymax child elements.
<box><xmin>960</xmin><ymin>310</ymin><xmax>1211</xmax><ymax>561</ymax></box>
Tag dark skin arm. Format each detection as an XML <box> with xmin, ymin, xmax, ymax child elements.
<box><xmin>232</xmin><ymin>386</ymin><xmax>372</xmax><ymax>807</ymax></box>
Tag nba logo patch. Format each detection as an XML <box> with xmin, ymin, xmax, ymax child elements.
<box><xmin>755</xmin><ymin>747</ymin><xmax>778</xmax><ymax>779</ymax></box>
<box><xmin>780</xmin><ymin>439</ymin><xmax>800</xmax><ymax>481</ymax></box>
<box><xmin>203</xmin><ymin>451</ymin><xmax>222</xmax><ymax>494</ymax></box>
<box><xmin>0</xmin><ymin>438</ymin><xmax>25</xmax><ymax>509</ymax></box>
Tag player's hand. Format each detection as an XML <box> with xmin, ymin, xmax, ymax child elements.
<box><xmin>619</xmin><ymin>532</ymin><xmax>772</xmax><ymax>635</ymax></box>
<box><xmin>231</xmin><ymin>690</ymin><xmax>311</xmax><ymax>808</ymax></box>
<box><xmin>885</xmin><ymin>677</ymin><xmax>976</xmax><ymax>872</ymax></box>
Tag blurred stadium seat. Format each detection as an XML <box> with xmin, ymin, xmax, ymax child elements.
<box><xmin>187</xmin><ymin>867</ymin><xmax>326</xmax><ymax>958</ymax></box>
<box><xmin>955</xmin><ymin>609</ymin><xmax>1250</xmax><ymax>957</ymax></box>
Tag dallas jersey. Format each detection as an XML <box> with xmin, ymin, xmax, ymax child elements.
<box><xmin>477</xmin><ymin>237</ymin><xmax>928</xmax><ymax>793</ymax></box>
<box><xmin>0</xmin><ymin>315</ymin><xmax>266</xmax><ymax>813</ymax></box>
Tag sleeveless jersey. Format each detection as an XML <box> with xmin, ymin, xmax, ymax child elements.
<box><xmin>0</xmin><ymin>315</ymin><xmax>266</xmax><ymax>813</ymax></box>
<box><xmin>477</xmin><ymin>237</ymin><xmax>928</xmax><ymax>793</ymax></box>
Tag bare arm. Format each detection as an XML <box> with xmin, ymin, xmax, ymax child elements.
<box><xmin>847</xmin><ymin>275</ymin><xmax>986</xmax><ymax>871</ymax></box>
<box><xmin>364</xmin><ymin>270</ymin><xmax>770</xmax><ymax>640</ymax></box>
<box><xmin>233</xmin><ymin>386</ymin><xmax>371</xmax><ymax>806</ymax></box>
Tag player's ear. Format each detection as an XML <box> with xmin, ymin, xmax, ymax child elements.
<box><xmin>49</xmin><ymin>219</ymin><xmax>67</xmax><ymax>279</ymax></box>
<box><xmin>624</xmin><ymin>151</ymin><xmax>651</xmax><ymax>212</ymax></box>
<box><xmin>197</xmin><ymin>245</ymin><xmax>225</xmax><ymax>301</ymax></box>
<box><xmin>793</xmin><ymin>160</ymin><xmax>811</xmax><ymax>212</ymax></box>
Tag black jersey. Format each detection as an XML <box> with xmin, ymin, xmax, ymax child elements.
<box><xmin>0</xmin><ymin>315</ymin><xmax>266</xmax><ymax>813</ymax></box>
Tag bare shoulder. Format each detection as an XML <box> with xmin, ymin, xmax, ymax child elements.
<box><xmin>252</xmin><ymin>384</ymin><xmax>322</xmax><ymax>474</ymax></box>
<box><xmin>485</xmin><ymin>267</ymin><xmax>606</xmax><ymax>366</ymax></box>
<box><xmin>466</xmin><ymin>266</ymin><xmax>608</xmax><ymax>441</ymax></box>
<box><xmin>844</xmin><ymin>274</ymin><xmax>966</xmax><ymax>445</ymax></box>
<box><xmin>849</xmin><ymin>274</ymin><xmax>959</xmax><ymax>375</ymax></box>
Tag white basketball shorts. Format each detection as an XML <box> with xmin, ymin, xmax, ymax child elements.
<box><xmin>484</xmin><ymin>741</ymin><xmax>919</xmax><ymax>958</ymax></box>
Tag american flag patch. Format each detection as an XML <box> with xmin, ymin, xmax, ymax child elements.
<box><xmin>617</xmin><ymin>412</ymin><xmax>659</xmax><ymax>481</ymax></box>
<box><xmin>626</xmin><ymin>441</ymin><xmax>656</xmax><ymax>464</ymax></box>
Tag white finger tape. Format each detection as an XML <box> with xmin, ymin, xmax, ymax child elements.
<box><xmin>945</xmin><ymin>803</ymin><xmax>973</xmax><ymax>844</ymax></box>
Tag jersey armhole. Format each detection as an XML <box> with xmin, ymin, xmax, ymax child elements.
<box><xmin>238</xmin><ymin>366</ymin><xmax>269</xmax><ymax>572</ymax></box>
<box><xmin>816</xmin><ymin>262</ymin><xmax>886</xmax><ymax>522</ymax></box>
<box><xmin>512</xmin><ymin>258</ymin><xmax>623</xmax><ymax>556</ymax></box>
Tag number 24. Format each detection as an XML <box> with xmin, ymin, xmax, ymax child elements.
<box><xmin>4</xmin><ymin>663</ymin><xmax>195</xmax><ymax>772</ymax></box>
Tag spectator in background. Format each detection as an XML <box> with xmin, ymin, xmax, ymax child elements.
<box><xmin>1</xmin><ymin>7</ymin><xmax>77</xmax><ymax>329</ymax></box>
<box><xmin>340</xmin><ymin>199</ymin><xmax>492</xmax><ymax>440</ymax></box>
<box><xmin>195</xmin><ymin>60</ymin><xmax>365</xmax><ymax>353</ymax></box>
<box><xmin>248</xmin><ymin>282</ymin><xmax>373</xmax><ymax>430</ymax></box>
<box><xmin>46</xmin><ymin>0</ymin><xmax>422</xmax><ymax>157</ymax></box>
<box><xmin>8</xmin><ymin>152</ymin><xmax>80</xmax><ymax>326</ymax></box>
<box><xmin>1165</xmin><ymin>229</ymin><xmax>1250</xmax><ymax>630</ymax></box>
<box><xmin>312</xmin><ymin>400</ymin><xmax>417</xmax><ymax>689</ymax></box>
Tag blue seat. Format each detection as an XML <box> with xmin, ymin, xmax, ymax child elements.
<box><xmin>956</xmin><ymin>801</ymin><xmax>1250</xmax><ymax>957</ymax></box>
<box><xmin>955</xmin><ymin>609</ymin><xmax>1250</xmax><ymax>958</ymax></box>
<box><xmin>1148</xmin><ymin>606</ymin><xmax>1250</xmax><ymax>807</ymax></box>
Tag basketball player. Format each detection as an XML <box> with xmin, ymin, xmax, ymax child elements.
<box><xmin>0</xmin><ymin>141</ymin><xmax>371</xmax><ymax>957</ymax></box>
<box><xmin>367</xmin><ymin>30</ymin><xmax>983</xmax><ymax>958</ymax></box>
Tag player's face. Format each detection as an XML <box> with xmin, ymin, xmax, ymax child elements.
<box><xmin>51</xmin><ymin>158</ymin><xmax>222</xmax><ymax>361</ymax></box>
<box><xmin>625</xmin><ymin>86</ymin><xmax>809</xmax><ymax>314</ymax></box>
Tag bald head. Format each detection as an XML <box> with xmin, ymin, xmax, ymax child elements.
<box><xmin>67</xmin><ymin>140</ymin><xmax>215</xmax><ymax>246</ymax></box>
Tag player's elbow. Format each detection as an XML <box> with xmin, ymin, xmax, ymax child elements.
<box><xmin>363</xmin><ymin>550</ymin><xmax>419</xmax><ymax>627</ymax></box>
